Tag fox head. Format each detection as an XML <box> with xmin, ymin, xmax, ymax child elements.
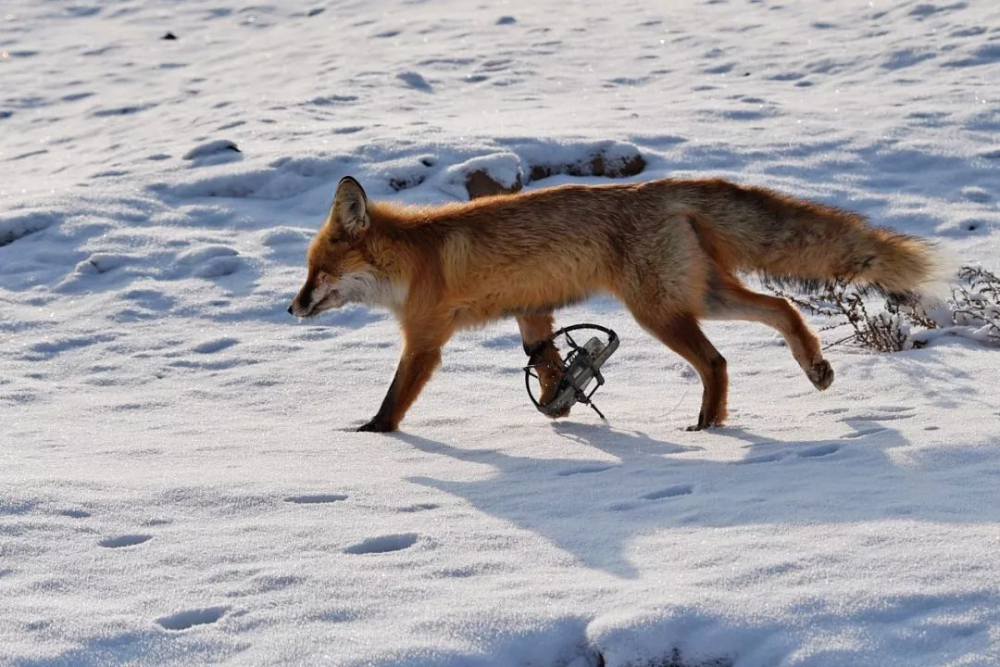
<box><xmin>288</xmin><ymin>177</ymin><xmax>404</xmax><ymax>318</ymax></box>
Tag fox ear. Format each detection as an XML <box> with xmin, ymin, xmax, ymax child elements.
<box><xmin>332</xmin><ymin>176</ymin><xmax>370</xmax><ymax>239</ymax></box>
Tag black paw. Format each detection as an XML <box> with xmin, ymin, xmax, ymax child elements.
<box><xmin>686</xmin><ymin>411</ymin><xmax>710</xmax><ymax>431</ymax></box>
<box><xmin>808</xmin><ymin>360</ymin><xmax>835</xmax><ymax>391</ymax></box>
<box><xmin>685</xmin><ymin>408</ymin><xmax>726</xmax><ymax>431</ymax></box>
<box><xmin>356</xmin><ymin>418</ymin><xmax>394</xmax><ymax>433</ymax></box>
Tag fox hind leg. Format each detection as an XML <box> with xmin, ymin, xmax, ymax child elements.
<box><xmin>629</xmin><ymin>308</ymin><xmax>729</xmax><ymax>431</ymax></box>
<box><xmin>703</xmin><ymin>275</ymin><xmax>833</xmax><ymax>391</ymax></box>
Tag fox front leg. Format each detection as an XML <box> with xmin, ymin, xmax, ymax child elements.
<box><xmin>516</xmin><ymin>312</ymin><xmax>569</xmax><ymax>417</ymax></box>
<box><xmin>357</xmin><ymin>346</ymin><xmax>443</xmax><ymax>432</ymax></box>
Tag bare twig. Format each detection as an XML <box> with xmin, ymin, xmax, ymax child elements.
<box><xmin>762</xmin><ymin>276</ymin><xmax>929</xmax><ymax>352</ymax></box>
<box><xmin>764</xmin><ymin>266</ymin><xmax>1000</xmax><ymax>352</ymax></box>
<box><xmin>951</xmin><ymin>266</ymin><xmax>1000</xmax><ymax>344</ymax></box>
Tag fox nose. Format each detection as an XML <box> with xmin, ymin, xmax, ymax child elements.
<box><xmin>287</xmin><ymin>304</ymin><xmax>294</xmax><ymax>315</ymax></box>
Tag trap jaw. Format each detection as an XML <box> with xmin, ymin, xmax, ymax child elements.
<box><xmin>524</xmin><ymin>323</ymin><xmax>620</xmax><ymax>420</ymax></box>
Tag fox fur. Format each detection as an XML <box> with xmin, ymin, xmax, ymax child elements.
<box><xmin>289</xmin><ymin>176</ymin><xmax>942</xmax><ymax>432</ymax></box>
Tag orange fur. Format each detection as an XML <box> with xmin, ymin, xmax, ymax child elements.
<box><xmin>289</xmin><ymin>177</ymin><xmax>938</xmax><ymax>431</ymax></box>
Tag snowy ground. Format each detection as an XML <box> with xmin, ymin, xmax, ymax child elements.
<box><xmin>2</xmin><ymin>1</ymin><xmax>999</xmax><ymax>665</ymax></box>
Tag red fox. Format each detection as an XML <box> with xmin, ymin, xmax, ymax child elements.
<box><xmin>289</xmin><ymin>176</ymin><xmax>942</xmax><ymax>432</ymax></box>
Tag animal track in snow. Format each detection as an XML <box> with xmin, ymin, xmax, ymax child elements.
<box><xmin>608</xmin><ymin>484</ymin><xmax>694</xmax><ymax>511</ymax></box>
<box><xmin>557</xmin><ymin>464</ymin><xmax>618</xmax><ymax>477</ymax></box>
<box><xmin>642</xmin><ymin>484</ymin><xmax>694</xmax><ymax>500</ymax></box>
<box><xmin>59</xmin><ymin>509</ymin><xmax>91</xmax><ymax>518</ymax></box>
<box><xmin>0</xmin><ymin>210</ymin><xmax>58</xmax><ymax>247</ymax></box>
<box><xmin>91</xmin><ymin>103</ymin><xmax>157</xmax><ymax>117</ymax></box>
<box><xmin>943</xmin><ymin>43</ymin><xmax>1000</xmax><ymax>68</ymax></box>
<box><xmin>846</xmin><ymin>409</ymin><xmax>915</xmax><ymax>422</ymax></box>
<box><xmin>193</xmin><ymin>255</ymin><xmax>242</xmax><ymax>278</ymax></box>
<box><xmin>397</xmin><ymin>71</ymin><xmax>433</xmax><ymax>92</ymax></box>
<box><xmin>192</xmin><ymin>337</ymin><xmax>238</xmax><ymax>354</ymax></box>
<box><xmin>842</xmin><ymin>427</ymin><xmax>886</xmax><ymax>439</ymax></box>
<box><xmin>285</xmin><ymin>494</ymin><xmax>347</xmax><ymax>504</ymax></box>
<box><xmin>157</xmin><ymin>606</ymin><xmax>228</xmax><ymax>631</ymax></box>
<box><xmin>308</xmin><ymin>94</ymin><xmax>358</xmax><ymax>106</ymax></box>
<box><xmin>809</xmin><ymin>406</ymin><xmax>849</xmax><ymax>416</ymax></box>
<box><xmin>398</xmin><ymin>502</ymin><xmax>439</xmax><ymax>512</ymax></box>
<box><xmin>734</xmin><ymin>452</ymin><xmax>786</xmax><ymax>465</ymax></box>
<box><xmin>344</xmin><ymin>533</ymin><xmax>419</xmax><ymax>555</ymax></box>
<box><xmin>183</xmin><ymin>139</ymin><xmax>241</xmax><ymax>165</ymax></box>
<box><xmin>99</xmin><ymin>534</ymin><xmax>152</xmax><ymax>549</ymax></box>
<box><xmin>27</xmin><ymin>335</ymin><xmax>114</xmax><ymax>358</ymax></box>
<box><xmin>259</xmin><ymin>227</ymin><xmax>311</xmax><ymax>249</ymax></box>
<box><xmin>607</xmin><ymin>502</ymin><xmax>638</xmax><ymax>512</ymax></box>
<box><xmin>736</xmin><ymin>443</ymin><xmax>843</xmax><ymax>464</ymax></box>
<box><xmin>798</xmin><ymin>444</ymin><xmax>842</xmax><ymax>459</ymax></box>
<box><xmin>176</xmin><ymin>245</ymin><xmax>239</xmax><ymax>266</ymax></box>
<box><xmin>75</xmin><ymin>253</ymin><xmax>129</xmax><ymax>275</ymax></box>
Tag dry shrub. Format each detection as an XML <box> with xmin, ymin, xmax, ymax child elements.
<box><xmin>761</xmin><ymin>278</ymin><xmax>938</xmax><ymax>352</ymax></box>
<box><xmin>950</xmin><ymin>266</ymin><xmax>1000</xmax><ymax>345</ymax></box>
<box><xmin>764</xmin><ymin>266</ymin><xmax>1000</xmax><ymax>352</ymax></box>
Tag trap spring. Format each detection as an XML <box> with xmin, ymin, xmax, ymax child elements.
<box><xmin>524</xmin><ymin>323</ymin><xmax>620</xmax><ymax>419</ymax></box>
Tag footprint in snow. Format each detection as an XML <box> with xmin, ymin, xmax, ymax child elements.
<box><xmin>735</xmin><ymin>443</ymin><xmax>843</xmax><ymax>464</ymax></box>
<box><xmin>797</xmin><ymin>444</ymin><xmax>842</xmax><ymax>459</ymax></box>
<box><xmin>157</xmin><ymin>606</ymin><xmax>228</xmax><ymax>631</ymax></box>
<box><xmin>845</xmin><ymin>410</ymin><xmax>914</xmax><ymax>422</ymax></box>
<box><xmin>841</xmin><ymin>427</ymin><xmax>885</xmax><ymax>439</ymax></box>
<box><xmin>607</xmin><ymin>501</ymin><xmax>637</xmax><ymax>512</ymax></box>
<box><xmin>285</xmin><ymin>494</ymin><xmax>347</xmax><ymax>504</ymax></box>
<box><xmin>193</xmin><ymin>255</ymin><xmax>242</xmax><ymax>278</ymax></box>
<box><xmin>397</xmin><ymin>71</ymin><xmax>433</xmax><ymax>92</ymax></box>
<box><xmin>0</xmin><ymin>210</ymin><xmax>58</xmax><ymax>248</ymax></box>
<box><xmin>733</xmin><ymin>452</ymin><xmax>785</xmax><ymax>465</ymax></box>
<box><xmin>556</xmin><ymin>464</ymin><xmax>618</xmax><ymax>477</ymax></box>
<box><xmin>344</xmin><ymin>533</ymin><xmax>419</xmax><ymax>555</ymax></box>
<box><xmin>91</xmin><ymin>103</ymin><xmax>156</xmax><ymax>117</ymax></box>
<box><xmin>192</xmin><ymin>337</ymin><xmax>238</xmax><ymax>354</ymax></box>
<box><xmin>173</xmin><ymin>245</ymin><xmax>241</xmax><ymax>279</ymax></box>
<box><xmin>75</xmin><ymin>253</ymin><xmax>129</xmax><ymax>275</ymax></box>
<box><xmin>397</xmin><ymin>502</ymin><xmax>439</xmax><ymax>512</ymax></box>
<box><xmin>641</xmin><ymin>484</ymin><xmax>694</xmax><ymax>500</ymax></box>
<box><xmin>183</xmin><ymin>139</ymin><xmax>242</xmax><ymax>166</ymax></box>
<box><xmin>99</xmin><ymin>534</ymin><xmax>152</xmax><ymax>549</ymax></box>
<box><xmin>608</xmin><ymin>485</ymin><xmax>694</xmax><ymax>511</ymax></box>
<box><xmin>810</xmin><ymin>407</ymin><xmax>849</xmax><ymax>416</ymax></box>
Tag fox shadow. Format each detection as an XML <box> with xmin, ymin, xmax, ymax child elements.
<box><xmin>397</xmin><ymin>418</ymin><xmax>1000</xmax><ymax>579</ymax></box>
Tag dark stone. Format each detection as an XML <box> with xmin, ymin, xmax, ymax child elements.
<box><xmin>465</xmin><ymin>170</ymin><xmax>523</xmax><ymax>199</ymax></box>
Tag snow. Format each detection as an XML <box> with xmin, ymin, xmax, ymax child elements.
<box><xmin>1</xmin><ymin>0</ymin><xmax>999</xmax><ymax>665</ymax></box>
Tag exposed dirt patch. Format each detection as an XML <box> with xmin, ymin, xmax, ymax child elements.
<box><xmin>465</xmin><ymin>169</ymin><xmax>523</xmax><ymax>198</ymax></box>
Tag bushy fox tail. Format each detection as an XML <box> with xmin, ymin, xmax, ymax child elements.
<box><xmin>682</xmin><ymin>180</ymin><xmax>952</xmax><ymax>302</ymax></box>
